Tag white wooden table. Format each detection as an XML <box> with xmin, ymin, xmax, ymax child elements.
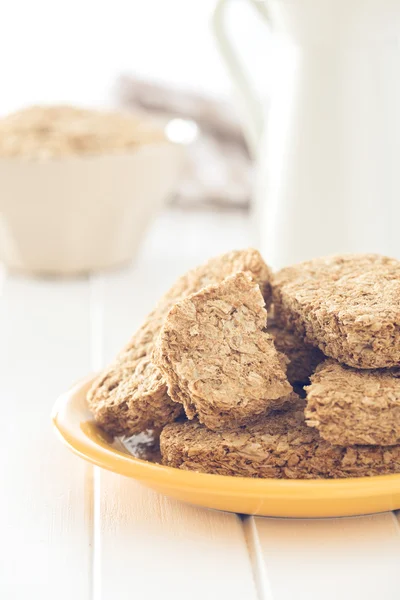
<box><xmin>1</xmin><ymin>207</ymin><xmax>400</xmax><ymax>600</ymax></box>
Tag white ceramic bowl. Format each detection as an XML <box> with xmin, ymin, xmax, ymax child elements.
<box><xmin>0</xmin><ymin>141</ymin><xmax>184</xmax><ymax>275</ymax></box>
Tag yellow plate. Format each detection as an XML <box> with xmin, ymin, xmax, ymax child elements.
<box><xmin>52</xmin><ymin>376</ymin><xmax>400</xmax><ymax>518</ymax></box>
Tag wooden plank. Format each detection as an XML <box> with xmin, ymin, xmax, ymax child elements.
<box><xmin>246</xmin><ymin>513</ymin><xmax>400</xmax><ymax>600</ymax></box>
<box><xmin>98</xmin><ymin>475</ymin><xmax>257</xmax><ymax>600</ymax></box>
<box><xmin>94</xmin><ymin>209</ymin><xmax>257</xmax><ymax>600</ymax></box>
<box><xmin>0</xmin><ymin>275</ymin><xmax>92</xmax><ymax>599</ymax></box>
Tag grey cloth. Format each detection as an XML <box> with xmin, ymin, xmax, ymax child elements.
<box><xmin>116</xmin><ymin>75</ymin><xmax>252</xmax><ymax>209</ymax></box>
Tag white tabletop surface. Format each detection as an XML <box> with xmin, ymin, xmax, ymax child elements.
<box><xmin>1</xmin><ymin>207</ymin><xmax>400</xmax><ymax>600</ymax></box>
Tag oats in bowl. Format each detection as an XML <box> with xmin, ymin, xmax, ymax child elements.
<box><xmin>0</xmin><ymin>105</ymin><xmax>166</xmax><ymax>159</ymax></box>
<box><xmin>0</xmin><ymin>105</ymin><xmax>184</xmax><ymax>274</ymax></box>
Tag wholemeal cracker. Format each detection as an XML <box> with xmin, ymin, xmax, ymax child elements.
<box><xmin>272</xmin><ymin>254</ymin><xmax>400</xmax><ymax>369</ymax></box>
<box><xmin>305</xmin><ymin>359</ymin><xmax>400</xmax><ymax>446</ymax></box>
<box><xmin>267</xmin><ymin>318</ymin><xmax>324</xmax><ymax>385</ymax></box>
<box><xmin>160</xmin><ymin>397</ymin><xmax>400</xmax><ymax>479</ymax></box>
<box><xmin>88</xmin><ymin>249</ymin><xmax>272</xmax><ymax>436</ymax></box>
<box><xmin>154</xmin><ymin>272</ymin><xmax>292</xmax><ymax>431</ymax></box>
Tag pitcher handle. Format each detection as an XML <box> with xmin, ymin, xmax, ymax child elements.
<box><xmin>212</xmin><ymin>0</ymin><xmax>271</xmax><ymax>157</ymax></box>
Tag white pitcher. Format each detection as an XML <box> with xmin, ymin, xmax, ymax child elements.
<box><xmin>213</xmin><ymin>0</ymin><xmax>400</xmax><ymax>268</ymax></box>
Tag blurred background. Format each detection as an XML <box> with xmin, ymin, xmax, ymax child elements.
<box><xmin>0</xmin><ymin>0</ymin><xmax>277</xmax><ymax>277</ymax></box>
<box><xmin>1</xmin><ymin>0</ymin><xmax>399</xmax><ymax>278</ymax></box>
<box><xmin>0</xmin><ymin>1</ymin><xmax>265</xmax><ymax>111</ymax></box>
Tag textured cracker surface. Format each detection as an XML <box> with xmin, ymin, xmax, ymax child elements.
<box><xmin>272</xmin><ymin>254</ymin><xmax>400</xmax><ymax>369</ymax></box>
<box><xmin>267</xmin><ymin>319</ymin><xmax>324</xmax><ymax>385</ymax></box>
<box><xmin>160</xmin><ymin>397</ymin><xmax>400</xmax><ymax>479</ymax></box>
<box><xmin>88</xmin><ymin>249</ymin><xmax>272</xmax><ymax>436</ymax></box>
<box><xmin>154</xmin><ymin>272</ymin><xmax>292</xmax><ymax>431</ymax></box>
<box><xmin>305</xmin><ymin>360</ymin><xmax>400</xmax><ymax>446</ymax></box>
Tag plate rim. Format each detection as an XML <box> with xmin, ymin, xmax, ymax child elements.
<box><xmin>52</xmin><ymin>375</ymin><xmax>400</xmax><ymax>501</ymax></box>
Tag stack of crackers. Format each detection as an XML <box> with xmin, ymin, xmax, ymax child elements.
<box><xmin>88</xmin><ymin>250</ymin><xmax>400</xmax><ymax>479</ymax></box>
